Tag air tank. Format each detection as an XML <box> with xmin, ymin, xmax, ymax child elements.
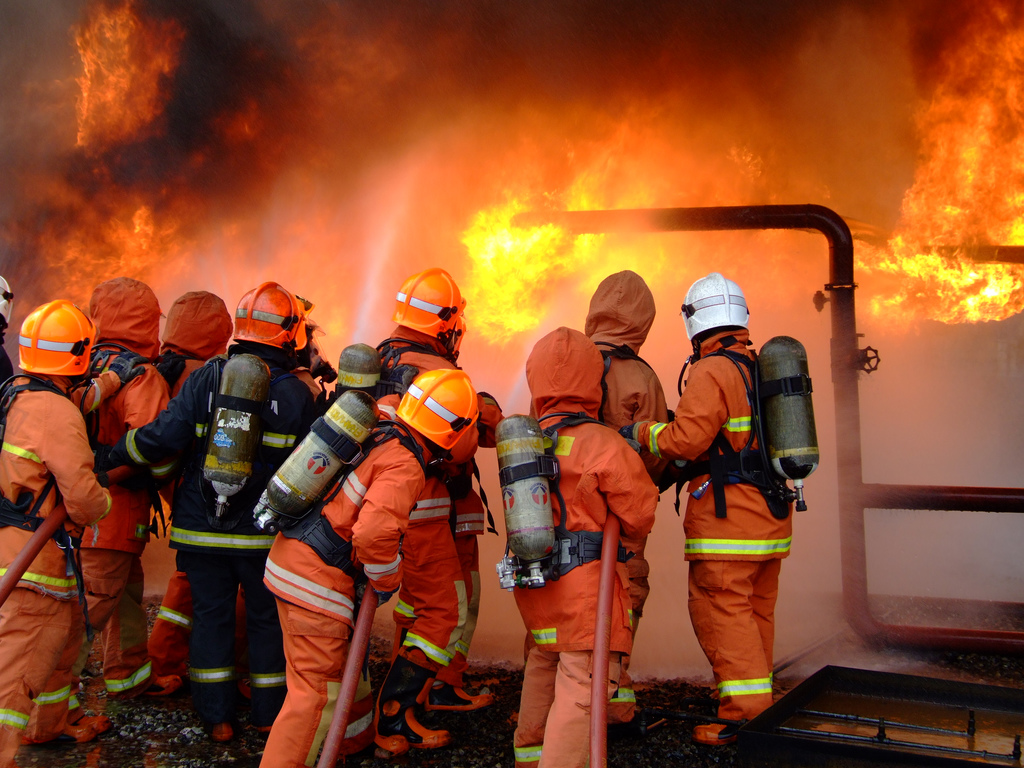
<box><xmin>254</xmin><ymin>389</ymin><xmax>380</xmax><ymax>533</ymax></box>
<box><xmin>496</xmin><ymin>415</ymin><xmax>554</xmax><ymax>589</ymax></box>
<box><xmin>336</xmin><ymin>343</ymin><xmax>381</xmax><ymax>392</ymax></box>
<box><xmin>203</xmin><ymin>354</ymin><xmax>271</xmax><ymax>523</ymax></box>
<box><xmin>759</xmin><ymin>335</ymin><xmax>819</xmax><ymax>511</ymax></box>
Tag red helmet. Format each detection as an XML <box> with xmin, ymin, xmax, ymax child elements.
<box><xmin>19</xmin><ymin>300</ymin><xmax>95</xmax><ymax>376</ymax></box>
<box><xmin>234</xmin><ymin>282</ymin><xmax>303</xmax><ymax>349</ymax></box>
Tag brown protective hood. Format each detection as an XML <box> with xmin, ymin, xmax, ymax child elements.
<box><xmin>584</xmin><ymin>270</ymin><xmax>656</xmax><ymax>353</ymax></box>
<box><xmin>88</xmin><ymin>277</ymin><xmax>161</xmax><ymax>359</ymax></box>
<box><xmin>161</xmin><ymin>291</ymin><xmax>233</xmax><ymax>360</ymax></box>
<box><xmin>527</xmin><ymin>326</ymin><xmax>603</xmax><ymax>420</ymax></box>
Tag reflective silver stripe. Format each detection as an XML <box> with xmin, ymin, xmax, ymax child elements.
<box><xmin>250</xmin><ymin>672</ymin><xmax>287</xmax><ymax>688</ymax></box>
<box><xmin>685</xmin><ymin>537</ymin><xmax>792</xmax><ymax>556</ymax></box>
<box><xmin>157</xmin><ymin>606</ymin><xmax>192</xmax><ymax>629</ymax></box>
<box><xmin>263</xmin><ymin>432</ymin><xmax>297</xmax><ymax>449</ymax></box>
<box><xmin>406</xmin><ymin>383</ymin><xmax>460</xmax><ymax>425</ymax></box>
<box><xmin>363</xmin><ymin>555</ymin><xmax>401</xmax><ymax>578</ymax></box>
<box><xmin>610</xmin><ymin>687</ymin><xmax>636</xmax><ymax>703</ymax></box>
<box><xmin>396</xmin><ymin>292</ymin><xmax>445</xmax><ymax>316</ymax></box>
<box><xmin>264</xmin><ymin>559</ymin><xmax>354</xmax><ymax>621</ymax></box>
<box><xmin>236</xmin><ymin>307</ymin><xmax>289</xmax><ymax>325</ymax></box>
<box><xmin>0</xmin><ymin>709</ymin><xmax>29</xmax><ymax>729</ymax></box>
<box><xmin>169</xmin><ymin>526</ymin><xmax>276</xmax><ymax>550</ymax></box>
<box><xmin>126</xmin><ymin>429</ymin><xmax>149</xmax><ymax>465</ymax></box>
<box><xmin>648</xmin><ymin>422</ymin><xmax>668</xmax><ymax>458</ymax></box>
<box><xmin>726</xmin><ymin>416</ymin><xmax>751</xmax><ymax>432</ymax></box>
<box><xmin>190</xmin><ymin>667</ymin><xmax>235</xmax><ymax>683</ymax></box>
<box><xmin>106</xmin><ymin>661</ymin><xmax>152</xmax><ymax>693</ymax></box>
<box><xmin>455</xmin><ymin>512</ymin><xmax>485</xmax><ymax>524</ymax></box>
<box><xmin>409</xmin><ymin>497</ymin><xmax>450</xmax><ymax>521</ymax></box>
<box><xmin>455</xmin><ymin>639</ymin><xmax>470</xmax><ymax>656</ymax></box>
<box><xmin>343</xmin><ymin>473</ymin><xmax>367</xmax><ymax>506</ymax></box>
<box><xmin>719</xmin><ymin>676</ymin><xmax>772</xmax><ymax>697</ymax></box>
<box><xmin>344</xmin><ymin>708</ymin><xmax>373</xmax><ymax>738</ymax></box>
<box><xmin>531</xmin><ymin>628</ymin><xmax>557</xmax><ymax>645</ymax></box>
<box><xmin>394</xmin><ymin>600</ymin><xmax>415</xmax><ymax>619</ymax></box>
<box><xmin>32</xmin><ymin>685</ymin><xmax>71</xmax><ymax>706</ymax></box>
<box><xmin>515</xmin><ymin>744</ymin><xmax>543</xmax><ymax>762</ymax></box>
<box><xmin>403</xmin><ymin>632</ymin><xmax>453</xmax><ymax>666</ymax></box>
<box><xmin>19</xmin><ymin>336</ymin><xmax>75</xmax><ymax>352</ymax></box>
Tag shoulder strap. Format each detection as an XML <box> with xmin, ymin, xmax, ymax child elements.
<box><xmin>594</xmin><ymin>342</ymin><xmax>653</xmax><ymax>423</ymax></box>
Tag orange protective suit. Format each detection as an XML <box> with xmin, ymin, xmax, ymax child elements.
<box><xmin>584</xmin><ymin>270</ymin><xmax>669</xmax><ymax>725</ymax></box>
<box><xmin>635</xmin><ymin>329</ymin><xmax>793</xmax><ymax>732</ymax></box>
<box><xmin>72</xmin><ymin>278</ymin><xmax>169</xmax><ymax>699</ymax></box>
<box><xmin>0</xmin><ymin>375</ymin><xmax>112</xmax><ymax>763</ymax></box>
<box><xmin>512</xmin><ymin>327</ymin><xmax>657</xmax><ymax>768</ymax></box>
<box><xmin>261</xmin><ymin>432</ymin><xmax>428</xmax><ymax>767</ymax></box>
<box><xmin>145</xmin><ymin>291</ymin><xmax>236</xmax><ymax>682</ymax></box>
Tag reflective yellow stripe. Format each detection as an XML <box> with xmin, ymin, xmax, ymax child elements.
<box><xmin>106</xmin><ymin>661</ymin><xmax>151</xmax><ymax>693</ymax></box>
<box><xmin>719</xmin><ymin>676</ymin><xmax>773</xmax><ymax>697</ymax></box>
<box><xmin>0</xmin><ymin>566</ymin><xmax>77</xmax><ymax>591</ymax></box>
<box><xmin>553</xmin><ymin>436</ymin><xmax>574</xmax><ymax>456</ymax></box>
<box><xmin>725</xmin><ymin>416</ymin><xmax>751</xmax><ymax>432</ymax></box>
<box><xmin>134</xmin><ymin>524</ymin><xmax>149</xmax><ymax>539</ymax></box>
<box><xmin>250</xmin><ymin>672</ymin><xmax>287</xmax><ymax>688</ymax></box>
<box><xmin>394</xmin><ymin>600</ymin><xmax>415</xmax><ymax>619</ymax></box>
<box><xmin>262</xmin><ymin>432</ymin><xmax>296</xmax><ymax>449</ymax></box>
<box><xmin>170</xmin><ymin>526</ymin><xmax>275</xmax><ymax>550</ymax></box>
<box><xmin>151</xmin><ymin>458</ymin><xmax>178</xmax><ymax>478</ymax></box>
<box><xmin>685</xmin><ymin>537</ymin><xmax>791</xmax><ymax>556</ymax></box>
<box><xmin>32</xmin><ymin>685</ymin><xmax>71</xmax><ymax>706</ymax></box>
<box><xmin>531</xmin><ymin>628</ymin><xmax>557</xmax><ymax>645</ymax></box>
<box><xmin>403</xmin><ymin>633</ymin><xmax>453</xmax><ymax>666</ymax></box>
<box><xmin>610</xmin><ymin>687</ymin><xmax>635</xmax><ymax>703</ymax></box>
<box><xmin>648</xmin><ymin>423</ymin><xmax>668</xmax><ymax>458</ymax></box>
<box><xmin>190</xmin><ymin>666</ymin><xmax>235</xmax><ymax>683</ymax></box>
<box><xmin>1</xmin><ymin>442</ymin><xmax>41</xmax><ymax>464</ymax></box>
<box><xmin>125</xmin><ymin>429</ymin><xmax>149</xmax><ymax>465</ymax></box>
<box><xmin>514</xmin><ymin>744</ymin><xmax>543</xmax><ymax>762</ymax></box>
<box><xmin>156</xmin><ymin>606</ymin><xmax>192</xmax><ymax>629</ymax></box>
<box><xmin>0</xmin><ymin>709</ymin><xmax>28</xmax><ymax>729</ymax></box>
<box><xmin>195</xmin><ymin>424</ymin><xmax>209</xmax><ymax>438</ymax></box>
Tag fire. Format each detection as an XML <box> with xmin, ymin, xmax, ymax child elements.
<box><xmin>856</xmin><ymin>7</ymin><xmax>1024</xmax><ymax>324</ymax></box>
<box><xmin>75</xmin><ymin>1</ymin><xmax>184</xmax><ymax>149</ymax></box>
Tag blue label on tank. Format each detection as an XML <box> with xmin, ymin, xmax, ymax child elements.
<box><xmin>212</xmin><ymin>429</ymin><xmax>234</xmax><ymax>448</ymax></box>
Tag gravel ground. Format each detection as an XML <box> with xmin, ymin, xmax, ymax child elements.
<box><xmin>14</xmin><ymin>602</ymin><xmax>1024</xmax><ymax>768</ymax></box>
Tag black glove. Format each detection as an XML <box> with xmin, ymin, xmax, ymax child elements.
<box><xmin>373</xmin><ymin>587</ymin><xmax>398</xmax><ymax>604</ymax></box>
<box><xmin>155</xmin><ymin>353</ymin><xmax>188</xmax><ymax>388</ymax></box>
<box><xmin>108</xmin><ymin>352</ymin><xmax>148</xmax><ymax>385</ymax></box>
<box><xmin>618</xmin><ymin>423</ymin><xmax>638</xmax><ymax>442</ymax></box>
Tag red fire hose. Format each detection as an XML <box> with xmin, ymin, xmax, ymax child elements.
<box><xmin>0</xmin><ymin>507</ymin><xmax>68</xmax><ymax>608</ymax></box>
<box><xmin>589</xmin><ymin>514</ymin><xmax>621</xmax><ymax>768</ymax></box>
<box><xmin>317</xmin><ymin>588</ymin><xmax>379</xmax><ymax>768</ymax></box>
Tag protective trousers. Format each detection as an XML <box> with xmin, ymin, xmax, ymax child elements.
<box><xmin>391</xmin><ymin>518</ymin><xmax>465</xmax><ymax>669</ymax></box>
<box><xmin>608</xmin><ymin>533</ymin><xmax>650</xmax><ymax>724</ymax></box>
<box><xmin>74</xmin><ymin>549</ymin><xmax>151</xmax><ymax>697</ymax></box>
<box><xmin>0</xmin><ymin>588</ymin><xmax>77</xmax><ymax>765</ymax></box>
<box><xmin>434</xmin><ymin>535</ymin><xmax>479</xmax><ymax>689</ymax></box>
<box><xmin>261</xmin><ymin>599</ymin><xmax>373</xmax><ymax>768</ymax></box>
<box><xmin>688</xmin><ymin>558</ymin><xmax>780</xmax><ymax>722</ymax></box>
<box><xmin>513</xmin><ymin>647</ymin><xmax>621</xmax><ymax>768</ymax></box>
<box><xmin>148</xmin><ymin>569</ymin><xmax>250</xmax><ymax>683</ymax></box>
<box><xmin>176</xmin><ymin>550</ymin><xmax>286</xmax><ymax>729</ymax></box>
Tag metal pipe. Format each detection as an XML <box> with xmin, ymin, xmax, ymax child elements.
<box><xmin>0</xmin><ymin>508</ymin><xmax>68</xmax><ymax>608</ymax></box>
<box><xmin>316</xmin><ymin>589</ymin><xmax>379</xmax><ymax>768</ymax></box>
<box><xmin>589</xmin><ymin>514</ymin><xmax>620</xmax><ymax>768</ymax></box>
<box><xmin>512</xmin><ymin>204</ymin><xmax>1024</xmax><ymax>654</ymax></box>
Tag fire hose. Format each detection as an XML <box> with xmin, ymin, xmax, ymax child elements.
<box><xmin>589</xmin><ymin>514</ymin><xmax>620</xmax><ymax>767</ymax></box>
<box><xmin>317</xmin><ymin>588</ymin><xmax>379</xmax><ymax>768</ymax></box>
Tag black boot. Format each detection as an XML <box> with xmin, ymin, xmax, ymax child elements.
<box><xmin>373</xmin><ymin>654</ymin><xmax>451</xmax><ymax>756</ymax></box>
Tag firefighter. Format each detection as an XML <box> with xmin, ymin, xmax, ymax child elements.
<box><xmin>0</xmin><ymin>277</ymin><xmax>13</xmax><ymax>384</ymax></box>
<box><xmin>374</xmin><ymin>268</ymin><xmax>502</xmax><ymax>732</ymax></box>
<box><xmin>146</xmin><ymin>291</ymin><xmax>236</xmax><ymax>685</ymax></box>
<box><xmin>512</xmin><ymin>327</ymin><xmax>657</xmax><ymax>768</ymax></box>
<box><xmin>108</xmin><ymin>282</ymin><xmax>316</xmax><ymax>742</ymax></box>
<box><xmin>260</xmin><ymin>368</ymin><xmax>480</xmax><ymax>768</ymax></box>
<box><xmin>584</xmin><ymin>270</ymin><xmax>670</xmax><ymax>735</ymax></box>
<box><xmin>0</xmin><ymin>301</ymin><xmax>114</xmax><ymax>762</ymax></box>
<box><xmin>72</xmin><ymin>277</ymin><xmax>179</xmax><ymax>701</ymax></box>
<box><xmin>622</xmin><ymin>273</ymin><xmax>793</xmax><ymax>745</ymax></box>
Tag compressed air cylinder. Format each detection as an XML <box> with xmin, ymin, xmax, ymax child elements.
<box><xmin>336</xmin><ymin>343</ymin><xmax>381</xmax><ymax>392</ymax></box>
<box><xmin>263</xmin><ymin>389</ymin><xmax>380</xmax><ymax>522</ymax></box>
<box><xmin>496</xmin><ymin>415</ymin><xmax>555</xmax><ymax>561</ymax></box>
<box><xmin>203</xmin><ymin>354</ymin><xmax>271</xmax><ymax>517</ymax></box>
<box><xmin>759</xmin><ymin>336</ymin><xmax>819</xmax><ymax>481</ymax></box>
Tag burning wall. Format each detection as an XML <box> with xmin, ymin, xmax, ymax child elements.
<box><xmin>2</xmin><ymin>0</ymin><xmax>1023</xmax><ymax>676</ymax></box>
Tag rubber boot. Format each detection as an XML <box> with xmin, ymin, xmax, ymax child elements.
<box><xmin>426</xmin><ymin>681</ymin><xmax>494</xmax><ymax>712</ymax></box>
<box><xmin>692</xmin><ymin>722</ymin><xmax>738</xmax><ymax>745</ymax></box>
<box><xmin>373</xmin><ymin>655</ymin><xmax>450</xmax><ymax>756</ymax></box>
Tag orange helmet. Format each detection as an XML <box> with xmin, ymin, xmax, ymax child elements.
<box><xmin>234</xmin><ymin>282</ymin><xmax>303</xmax><ymax>349</ymax></box>
<box><xmin>397</xmin><ymin>368</ymin><xmax>479</xmax><ymax>450</ymax></box>
<box><xmin>18</xmin><ymin>300</ymin><xmax>95</xmax><ymax>376</ymax></box>
<box><xmin>392</xmin><ymin>268</ymin><xmax>465</xmax><ymax>339</ymax></box>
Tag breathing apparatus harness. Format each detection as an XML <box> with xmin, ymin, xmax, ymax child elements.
<box><xmin>671</xmin><ymin>336</ymin><xmax>793</xmax><ymax>520</ymax></box>
<box><xmin>503</xmin><ymin>411</ymin><xmax>631</xmax><ymax>588</ymax></box>
<box><xmin>280</xmin><ymin>419</ymin><xmax>429</xmax><ymax>580</ymax></box>
<box><xmin>594</xmin><ymin>341</ymin><xmax>656</xmax><ymax>424</ymax></box>
<box><xmin>0</xmin><ymin>376</ymin><xmax>93</xmax><ymax>634</ymax></box>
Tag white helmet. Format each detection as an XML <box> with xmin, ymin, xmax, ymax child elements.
<box><xmin>0</xmin><ymin>277</ymin><xmax>12</xmax><ymax>328</ymax></box>
<box><xmin>681</xmin><ymin>272</ymin><xmax>748</xmax><ymax>341</ymax></box>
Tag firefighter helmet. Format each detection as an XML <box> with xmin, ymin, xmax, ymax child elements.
<box><xmin>234</xmin><ymin>282</ymin><xmax>303</xmax><ymax>349</ymax></box>
<box><xmin>0</xmin><ymin>276</ymin><xmax>12</xmax><ymax>329</ymax></box>
<box><xmin>451</xmin><ymin>314</ymin><xmax>466</xmax><ymax>360</ymax></box>
<box><xmin>392</xmin><ymin>268</ymin><xmax>465</xmax><ymax>339</ymax></box>
<box><xmin>681</xmin><ymin>272</ymin><xmax>749</xmax><ymax>341</ymax></box>
<box><xmin>396</xmin><ymin>368</ymin><xmax>479</xmax><ymax>450</ymax></box>
<box><xmin>18</xmin><ymin>300</ymin><xmax>95</xmax><ymax>376</ymax></box>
